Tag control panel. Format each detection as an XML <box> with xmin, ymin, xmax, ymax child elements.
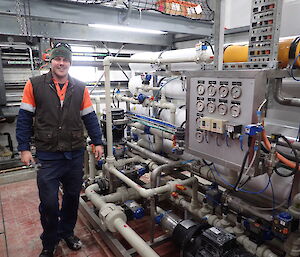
<box><xmin>186</xmin><ymin>70</ymin><xmax>267</xmax><ymax>170</ymax></box>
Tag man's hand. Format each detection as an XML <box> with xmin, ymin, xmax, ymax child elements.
<box><xmin>21</xmin><ymin>150</ymin><xmax>35</xmax><ymax>166</ymax></box>
<box><xmin>94</xmin><ymin>145</ymin><xmax>104</xmax><ymax>161</ymax></box>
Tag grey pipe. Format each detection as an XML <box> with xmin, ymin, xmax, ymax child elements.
<box><xmin>273</xmin><ymin>78</ymin><xmax>300</xmax><ymax>107</ymax></box>
<box><xmin>126</xmin><ymin>141</ymin><xmax>174</xmax><ymax>164</ymax></box>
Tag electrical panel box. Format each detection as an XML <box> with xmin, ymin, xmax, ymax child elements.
<box><xmin>185</xmin><ymin>70</ymin><xmax>267</xmax><ymax>170</ymax></box>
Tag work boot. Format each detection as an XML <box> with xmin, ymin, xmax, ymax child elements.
<box><xmin>39</xmin><ymin>248</ymin><xmax>54</xmax><ymax>257</ymax></box>
<box><xmin>63</xmin><ymin>235</ymin><xmax>82</xmax><ymax>250</ymax></box>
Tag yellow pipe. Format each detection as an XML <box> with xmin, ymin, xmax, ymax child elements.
<box><xmin>223</xmin><ymin>37</ymin><xmax>300</xmax><ymax>68</ymax></box>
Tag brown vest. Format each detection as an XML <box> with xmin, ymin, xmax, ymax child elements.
<box><xmin>31</xmin><ymin>71</ymin><xmax>86</xmax><ymax>152</ymax></box>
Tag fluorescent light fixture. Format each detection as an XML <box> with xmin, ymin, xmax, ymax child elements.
<box><xmin>88</xmin><ymin>24</ymin><xmax>167</xmax><ymax>35</ymax></box>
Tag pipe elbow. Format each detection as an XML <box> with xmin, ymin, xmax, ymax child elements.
<box><xmin>103</xmin><ymin>56</ymin><xmax>112</xmax><ymax>66</ymax></box>
<box><xmin>85</xmin><ymin>183</ymin><xmax>99</xmax><ymax>199</ymax></box>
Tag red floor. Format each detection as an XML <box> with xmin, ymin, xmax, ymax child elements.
<box><xmin>0</xmin><ymin>179</ymin><xmax>180</xmax><ymax>257</ymax></box>
<box><xmin>0</xmin><ymin>179</ymin><xmax>112</xmax><ymax>257</ymax></box>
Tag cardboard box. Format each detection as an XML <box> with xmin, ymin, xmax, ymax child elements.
<box><xmin>156</xmin><ymin>0</ymin><xmax>202</xmax><ymax>19</ymax></box>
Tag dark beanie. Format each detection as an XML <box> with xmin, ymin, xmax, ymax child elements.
<box><xmin>50</xmin><ymin>44</ymin><xmax>72</xmax><ymax>62</ymax></box>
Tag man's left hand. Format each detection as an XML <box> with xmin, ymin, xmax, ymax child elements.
<box><xmin>94</xmin><ymin>145</ymin><xmax>104</xmax><ymax>161</ymax></box>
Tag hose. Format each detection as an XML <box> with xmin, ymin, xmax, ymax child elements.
<box><xmin>273</xmin><ymin>135</ymin><xmax>299</xmax><ymax>177</ymax></box>
<box><xmin>262</xmin><ymin>130</ymin><xmax>300</xmax><ymax>171</ymax></box>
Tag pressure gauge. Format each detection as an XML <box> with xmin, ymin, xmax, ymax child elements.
<box><xmin>230</xmin><ymin>104</ymin><xmax>241</xmax><ymax>118</ymax></box>
<box><xmin>231</xmin><ymin>86</ymin><xmax>242</xmax><ymax>99</ymax></box>
<box><xmin>195</xmin><ymin>131</ymin><xmax>204</xmax><ymax>143</ymax></box>
<box><xmin>218</xmin><ymin>103</ymin><xmax>228</xmax><ymax>115</ymax></box>
<box><xmin>219</xmin><ymin>86</ymin><xmax>229</xmax><ymax>98</ymax></box>
<box><xmin>207</xmin><ymin>85</ymin><xmax>216</xmax><ymax>96</ymax></box>
<box><xmin>196</xmin><ymin>101</ymin><xmax>205</xmax><ymax>112</ymax></box>
<box><xmin>207</xmin><ymin>102</ymin><xmax>216</xmax><ymax>113</ymax></box>
<box><xmin>197</xmin><ymin>84</ymin><xmax>205</xmax><ymax>95</ymax></box>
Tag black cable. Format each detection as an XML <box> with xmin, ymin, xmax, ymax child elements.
<box><xmin>180</xmin><ymin>120</ymin><xmax>186</xmax><ymax>128</ymax></box>
<box><xmin>238</xmin><ymin>176</ymin><xmax>251</xmax><ymax>189</ymax></box>
<box><xmin>202</xmin><ymin>159</ymin><xmax>213</xmax><ymax>167</ymax></box>
<box><xmin>157</xmin><ymin>76</ymin><xmax>166</xmax><ymax>87</ymax></box>
<box><xmin>112</xmin><ymin>88</ymin><xmax>116</xmax><ymax>108</ymax></box>
<box><xmin>233</xmin><ymin>150</ymin><xmax>249</xmax><ymax>191</ymax></box>
<box><xmin>157</xmin><ymin>108</ymin><xmax>163</xmax><ymax>119</ymax></box>
<box><xmin>204</xmin><ymin>40</ymin><xmax>214</xmax><ymax>55</ymax></box>
<box><xmin>273</xmin><ymin>135</ymin><xmax>299</xmax><ymax>177</ymax></box>
<box><xmin>205</xmin><ymin>0</ymin><xmax>213</xmax><ymax>12</ymax></box>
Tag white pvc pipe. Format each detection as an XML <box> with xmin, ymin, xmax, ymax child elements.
<box><xmin>116</xmin><ymin>94</ymin><xmax>176</xmax><ymax>124</ymax></box>
<box><xmin>85</xmin><ymin>184</ymin><xmax>159</xmax><ymax>257</ymax></box>
<box><xmin>102</xmin><ymin>53</ymin><xmax>208</xmax><ymax>160</ymax></box>
<box><xmin>129</xmin><ymin>47</ymin><xmax>213</xmax><ymax>72</ymax></box>
<box><xmin>131</xmin><ymin>123</ymin><xmax>173</xmax><ymax>140</ymax></box>
<box><xmin>106</xmin><ymin>163</ymin><xmax>196</xmax><ymax>198</ymax></box>
<box><xmin>113</xmin><ymin>218</ymin><xmax>160</xmax><ymax>257</ymax></box>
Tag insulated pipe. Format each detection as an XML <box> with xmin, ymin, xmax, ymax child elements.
<box><xmin>272</xmin><ymin>78</ymin><xmax>300</xmax><ymax>107</ymax></box>
<box><xmin>126</xmin><ymin>141</ymin><xmax>173</xmax><ymax>164</ymax></box>
<box><xmin>113</xmin><ymin>218</ymin><xmax>160</xmax><ymax>257</ymax></box>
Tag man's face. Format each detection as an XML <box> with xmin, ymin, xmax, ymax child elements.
<box><xmin>51</xmin><ymin>56</ymin><xmax>71</xmax><ymax>79</ymax></box>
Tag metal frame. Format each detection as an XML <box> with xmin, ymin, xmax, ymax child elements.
<box><xmin>0</xmin><ymin>49</ymin><xmax>6</xmax><ymax>106</ymax></box>
<box><xmin>248</xmin><ymin>0</ymin><xmax>283</xmax><ymax>68</ymax></box>
<box><xmin>0</xmin><ymin>0</ymin><xmax>213</xmax><ymax>45</ymax></box>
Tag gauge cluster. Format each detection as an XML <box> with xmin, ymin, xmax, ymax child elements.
<box><xmin>195</xmin><ymin>80</ymin><xmax>243</xmax><ymax>118</ymax></box>
<box><xmin>186</xmin><ymin>71</ymin><xmax>266</xmax><ymax>170</ymax></box>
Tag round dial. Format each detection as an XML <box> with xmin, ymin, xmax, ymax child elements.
<box><xmin>230</xmin><ymin>104</ymin><xmax>241</xmax><ymax>118</ymax></box>
<box><xmin>195</xmin><ymin>131</ymin><xmax>204</xmax><ymax>143</ymax></box>
<box><xmin>207</xmin><ymin>85</ymin><xmax>216</xmax><ymax>96</ymax></box>
<box><xmin>219</xmin><ymin>86</ymin><xmax>229</xmax><ymax>98</ymax></box>
<box><xmin>218</xmin><ymin>103</ymin><xmax>228</xmax><ymax>115</ymax></box>
<box><xmin>196</xmin><ymin>101</ymin><xmax>205</xmax><ymax>112</ymax></box>
<box><xmin>207</xmin><ymin>102</ymin><xmax>216</xmax><ymax>113</ymax></box>
<box><xmin>197</xmin><ymin>84</ymin><xmax>205</xmax><ymax>95</ymax></box>
<box><xmin>231</xmin><ymin>86</ymin><xmax>242</xmax><ymax>99</ymax></box>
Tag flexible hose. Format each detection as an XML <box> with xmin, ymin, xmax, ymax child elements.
<box><xmin>262</xmin><ymin>130</ymin><xmax>300</xmax><ymax>171</ymax></box>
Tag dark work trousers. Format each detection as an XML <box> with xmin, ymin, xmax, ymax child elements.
<box><xmin>36</xmin><ymin>154</ymin><xmax>84</xmax><ymax>250</ymax></box>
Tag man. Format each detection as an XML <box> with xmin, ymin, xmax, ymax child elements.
<box><xmin>16</xmin><ymin>42</ymin><xmax>103</xmax><ymax>257</ymax></box>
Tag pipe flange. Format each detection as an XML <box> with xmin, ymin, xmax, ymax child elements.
<box><xmin>99</xmin><ymin>203</ymin><xmax>127</xmax><ymax>232</ymax></box>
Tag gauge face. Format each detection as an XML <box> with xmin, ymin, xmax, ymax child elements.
<box><xmin>196</xmin><ymin>101</ymin><xmax>205</xmax><ymax>112</ymax></box>
<box><xmin>207</xmin><ymin>102</ymin><xmax>216</xmax><ymax>113</ymax></box>
<box><xmin>230</xmin><ymin>104</ymin><xmax>241</xmax><ymax>118</ymax></box>
<box><xmin>195</xmin><ymin>131</ymin><xmax>204</xmax><ymax>143</ymax></box>
<box><xmin>218</xmin><ymin>103</ymin><xmax>228</xmax><ymax>115</ymax></box>
<box><xmin>231</xmin><ymin>86</ymin><xmax>242</xmax><ymax>99</ymax></box>
<box><xmin>197</xmin><ymin>84</ymin><xmax>205</xmax><ymax>95</ymax></box>
<box><xmin>207</xmin><ymin>85</ymin><xmax>216</xmax><ymax>96</ymax></box>
<box><xmin>219</xmin><ymin>86</ymin><xmax>229</xmax><ymax>98</ymax></box>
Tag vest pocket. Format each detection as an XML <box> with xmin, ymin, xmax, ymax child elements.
<box><xmin>71</xmin><ymin>130</ymin><xmax>85</xmax><ymax>149</ymax></box>
<box><xmin>36</xmin><ymin>130</ymin><xmax>53</xmax><ymax>142</ymax></box>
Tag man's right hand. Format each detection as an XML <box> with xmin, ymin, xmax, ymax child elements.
<box><xmin>21</xmin><ymin>150</ymin><xmax>35</xmax><ymax>166</ymax></box>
